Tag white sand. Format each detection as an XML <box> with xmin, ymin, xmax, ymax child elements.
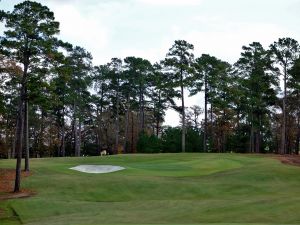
<box><xmin>70</xmin><ymin>165</ymin><xmax>125</xmax><ymax>174</ymax></box>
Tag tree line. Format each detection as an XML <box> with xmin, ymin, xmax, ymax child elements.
<box><xmin>0</xmin><ymin>1</ymin><xmax>299</xmax><ymax>192</ymax></box>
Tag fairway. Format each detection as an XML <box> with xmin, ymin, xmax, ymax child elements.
<box><xmin>0</xmin><ymin>154</ymin><xmax>300</xmax><ymax>225</ymax></box>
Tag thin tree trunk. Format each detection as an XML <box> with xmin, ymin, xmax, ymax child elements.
<box><xmin>78</xmin><ymin>121</ymin><xmax>81</xmax><ymax>156</ymax></box>
<box><xmin>131</xmin><ymin>112</ymin><xmax>134</xmax><ymax>153</ymax></box>
<box><xmin>61</xmin><ymin>116</ymin><xmax>65</xmax><ymax>157</ymax></box>
<box><xmin>115</xmin><ymin>85</ymin><xmax>120</xmax><ymax>154</ymax></box>
<box><xmin>222</xmin><ymin>110</ymin><xmax>226</xmax><ymax>153</ymax></box>
<box><xmin>156</xmin><ymin>91</ymin><xmax>161</xmax><ymax>137</ymax></box>
<box><xmin>138</xmin><ymin>86</ymin><xmax>143</xmax><ymax>134</ymax></box>
<box><xmin>74</xmin><ymin>118</ymin><xmax>79</xmax><ymax>157</ymax></box>
<box><xmin>115</xmin><ymin>107</ymin><xmax>119</xmax><ymax>154</ymax></box>
<box><xmin>98</xmin><ymin>90</ymin><xmax>104</xmax><ymax>153</ymax></box>
<box><xmin>73</xmin><ymin>102</ymin><xmax>79</xmax><ymax>157</ymax></box>
<box><xmin>14</xmin><ymin>99</ymin><xmax>24</xmax><ymax>193</ymax></box>
<box><xmin>12</xmin><ymin>121</ymin><xmax>17</xmax><ymax>158</ymax></box>
<box><xmin>14</xmin><ymin>60</ymin><xmax>28</xmax><ymax>192</ymax></box>
<box><xmin>181</xmin><ymin>70</ymin><xmax>186</xmax><ymax>153</ymax></box>
<box><xmin>296</xmin><ymin>120</ymin><xmax>300</xmax><ymax>155</ymax></box>
<box><xmin>249</xmin><ymin>112</ymin><xmax>255</xmax><ymax>153</ymax></box>
<box><xmin>156</xmin><ymin>118</ymin><xmax>160</xmax><ymax>137</ymax></box>
<box><xmin>249</xmin><ymin>127</ymin><xmax>254</xmax><ymax>153</ymax></box>
<box><xmin>142</xmin><ymin>91</ymin><xmax>145</xmax><ymax>132</ymax></box>
<box><xmin>5</xmin><ymin>116</ymin><xmax>11</xmax><ymax>159</ymax></box>
<box><xmin>237</xmin><ymin>110</ymin><xmax>240</xmax><ymax>130</ymax></box>
<box><xmin>24</xmin><ymin>97</ymin><xmax>29</xmax><ymax>171</ymax></box>
<box><xmin>123</xmin><ymin>99</ymin><xmax>130</xmax><ymax>153</ymax></box>
<box><xmin>255</xmin><ymin>131</ymin><xmax>260</xmax><ymax>153</ymax></box>
<box><xmin>203</xmin><ymin>73</ymin><xmax>207</xmax><ymax>152</ymax></box>
<box><xmin>280</xmin><ymin>66</ymin><xmax>287</xmax><ymax>154</ymax></box>
<box><xmin>96</xmin><ymin>107</ymin><xmax>103</xmax><ymax>154</ymax></box>
<box><xmin>39</xmin><ymin>110</ymin><xmax>45</xmax><ymax>157</ymax></box>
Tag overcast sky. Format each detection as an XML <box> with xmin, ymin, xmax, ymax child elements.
<box><xmin>1</xmin><ymin>0</ymin><xmax>300</xmax><ymax>125</ymax></box>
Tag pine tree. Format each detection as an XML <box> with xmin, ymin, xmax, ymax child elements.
<box><xmin>0</xmin><ymin>1</ymin><xmax>60</xmax><ymax>192</ymax></box>
<box><xmin>164</xmin><ymin>40</ymin><xmax>194</xmax><ymax>153</ymax></box>
<box><xmin>270</xmin><ymin>38</ymin><xmax>300</xmax><ymax>154</ymax></box>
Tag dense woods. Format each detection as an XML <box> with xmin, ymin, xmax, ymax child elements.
<box><xmin>0</xmin><ymin>1</ymin><xmax>299</xmax><ymax>191</ymax></box>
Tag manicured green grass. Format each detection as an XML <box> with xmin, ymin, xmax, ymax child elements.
<box><xmin>0</xmin><ymin>153</ymin><xmax>299</xmax><ymax>225</ymax></box>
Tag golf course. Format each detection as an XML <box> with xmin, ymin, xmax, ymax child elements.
<box><xmin>0</xmin><ymin>154</ymin><xmax>300</xmax><ymax>225</ymax></box>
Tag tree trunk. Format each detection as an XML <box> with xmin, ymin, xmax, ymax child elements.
<box><xmin>142</xmin><ymin>91</ymin><xmax>145</xmax><ymax>132</ymax></box>
<box><xmin>38</xmin><ymin>110</ymin><xmax>45</xmax><ymax>157</ymax></box>
<box><xmin>296</xmin><ymin>126</ymin><xmax>300</xmax><ymax>155</ymax></box>
<box><xmin>249</xmin><ymin>120</ymin><xmax>254</xmax><ymax>153</ymax></box>
<box><xmin>123</xmin><ymin>99</ymin><xmax>130</xmax><ymax>153</ymax></box>
<box><xmin>5</xmin><ymin>116</ymin><xmax>11</xmax><ymax>159</ymax></box>
<box><xmin>96</xmin><ymin>110</ymin><xmax>102</xmax><ymax>154</ymax></box>
<box><xmin>249</xmin><ymin>106</ymin><xmax>255</xmax><ymax>153</ymax></box>
<box><xmin>73</xmin><ymin>102</ymin><xmax>81</xmax><ymax>157</ymax></box>
<box><xmin>14</xmin><ymin>61</ymin><xmax>28</xmax><ymax>192</ymax></box>
<box><xmin>24</xmin><ymin>97</ymin><xmax>29</xmax><ymax>171</ymax></box>
<box><xmin>78</xmin><ymin>121</ymin><xmax>81</xmax><ymax>156</ymax></box>
<box><xmin>115</xmin><ymin>110</ymin><xmax>119</xmax><ymax>154</ymax></box>
<box><xmin>203</xmin><ymin>73</ymin><xmax>208</xmax><ymax>152</ymax></box>
<box><xmin>156</xmin><ymin>118</ymin><xmax>160</xmax><ymax>137</ymax></box>
<box><xmin>156</xmin><ymin>91</ymin><xmax>161</xmax><ymax>137</ymax></box>
<box><xmin>255</xmin><ymin>131</ymin><xmax>260</xmax><ymax>153</ymax></box>
<box><xmin>138</xmin><ymin>86</ymin><xmax>144</xmax><ymax>134</ymax></box>
<box><xmin>181</xmin><ymin>70</ymin><xmax>186</xmax><ymax>153</ymax></box>
<box><xmin>280</xmin><ymin>66</ymin><xmax>287</xmax><ymax>154</ymax></box>
<box><xmin>12</xmin><ymin>122</ymin><xmax>17</xmax><ymax>158</ymax></box>
<box><xmin>222</xmin><ymin>110</ymin><xmax>226</xmax><ymax>153</ymax></box>
<box><xmin>96</xmin><ymin>86</ymin><xmax>105</xmax><ymax>154</ymax></box>
<box><xmin>14</xmin><ymin>99</ymin><xmax>24</xmax><ymax>193</ymax></box>
<box><xmin>74</xmin><ymin>118</ymin><xmax>79</xmax><ymax>157</ymax></box>
<box><xmin>61</xmin><ymin>117</ymin><xmax>65</xmax><ymax>157</ymax></box>
<box><xmin>131</xmin><ymin>112</ymin><xmax>134</xmax><ymax>153</ymax></box>
<box><xmin>114</xmin><ymin>88</ymin><xmax>120</xmax><ymax>154</ymax></box>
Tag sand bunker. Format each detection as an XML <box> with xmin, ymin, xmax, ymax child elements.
<box><xmin>70</xmin><ymin>165</ymin><xmax>125</xmax><ymax>174</ymax></box>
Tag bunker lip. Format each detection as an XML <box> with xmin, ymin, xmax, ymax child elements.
<box><xmin>70</xmin><ymin>165</ymin><xmax>125</xmax><ymax>174</ymax></box>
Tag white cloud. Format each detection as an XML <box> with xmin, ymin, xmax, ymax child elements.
<box><xmin>183</xmin><ymin>23</ymin><xmax>293</xmax><ymax>63</ymax></box>
<box><xmin>50</xmin><ymin>4</ymin><xmax>110</xmax><ymax>64</ymax></box>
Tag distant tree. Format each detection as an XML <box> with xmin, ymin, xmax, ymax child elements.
<box><xmin>124</xmin><ymin>57</ymin><xmax>152</xmax><ymax>134</ymax></box>
<box><xmin>235</xmin><ymin>42</ymin><xmax>278</xmax><ymax>153</ymax></box>
<box><xmin>161</xmin><ymin>127</ymin><xmax>182</xmax><ymax>153</ymax></box>
<box><xmin>186</xmin><ymin>105</ymin><xmax>202</xmax><ymax>131</ymax></box>
<box><xmin>270</xmin><ymin>38</ymin><xmax>300</xmax><ymax>154</ymax></box>
<box><xmin>93</xmin><ymin>65</ymin><xmax>111</xmax><ymax>153</ymax></box>
<box><xmin>164</xmin><ymin>40</ymin><xmax>194</xmax><ymax>152</ymax></box>
<box><xmin>288</xmin><ymin>57</ymin><xmax>300</xmax><ymax>154</ymax></box>
<box><xmin>149</xmin><ymin>62</ymin><xmax>177</xmax><ymax>137</ymax></box>
<box><xmin>107</xmin><ymin>58</ymin><xmax>123</xmax><ymax>154</ymax></box>
<box><xmin>50</xmin><ymin>53</ymin><xmax>72</xmax><ymax>157</ymax></box>
<box><xmin>190</xmin><ymin>54</ymin><xmax>229</xmax><ymax>152</ymax></box>
<box><xmin>67</xmin><ymin>46</ymin><xmax>93</xmax><ymax>157</ymax></box>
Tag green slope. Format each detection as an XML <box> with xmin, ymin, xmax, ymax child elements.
<box><xmin>0</xmin><ymin>154</ymin><xmax>299</xmax><ymax>225</ymax></box>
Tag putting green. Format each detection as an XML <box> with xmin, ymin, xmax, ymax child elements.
<box><xmin>0</xmin><ymin>153</ymin><xmax>299</xmax><ymax>225</ymax></box>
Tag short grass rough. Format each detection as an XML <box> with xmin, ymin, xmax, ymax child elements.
<box><xmin>0</xmin><ymin>153</ymin><xmax>299</xmax><ymax>225</ymax></box>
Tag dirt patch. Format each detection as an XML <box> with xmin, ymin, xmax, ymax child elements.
<box><xmin>0</xmin><ymin>169</ymin><xmax>34</xmax><ymax>200</ymax></box>
<box><xmin>276</xmin><ymin>155</ymin><xmax>300</xmax><ymax>167</ymax></box>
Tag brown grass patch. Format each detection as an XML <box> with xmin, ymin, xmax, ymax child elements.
<box><xmin>0</xmin><ymin>169</ymin><xmax>34</xmax><ymax>200</ymax></box>
<box><xmin>276</xmin><ymin>155</ymin><xmax>300</xmax><ymax>167</ymax></box>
